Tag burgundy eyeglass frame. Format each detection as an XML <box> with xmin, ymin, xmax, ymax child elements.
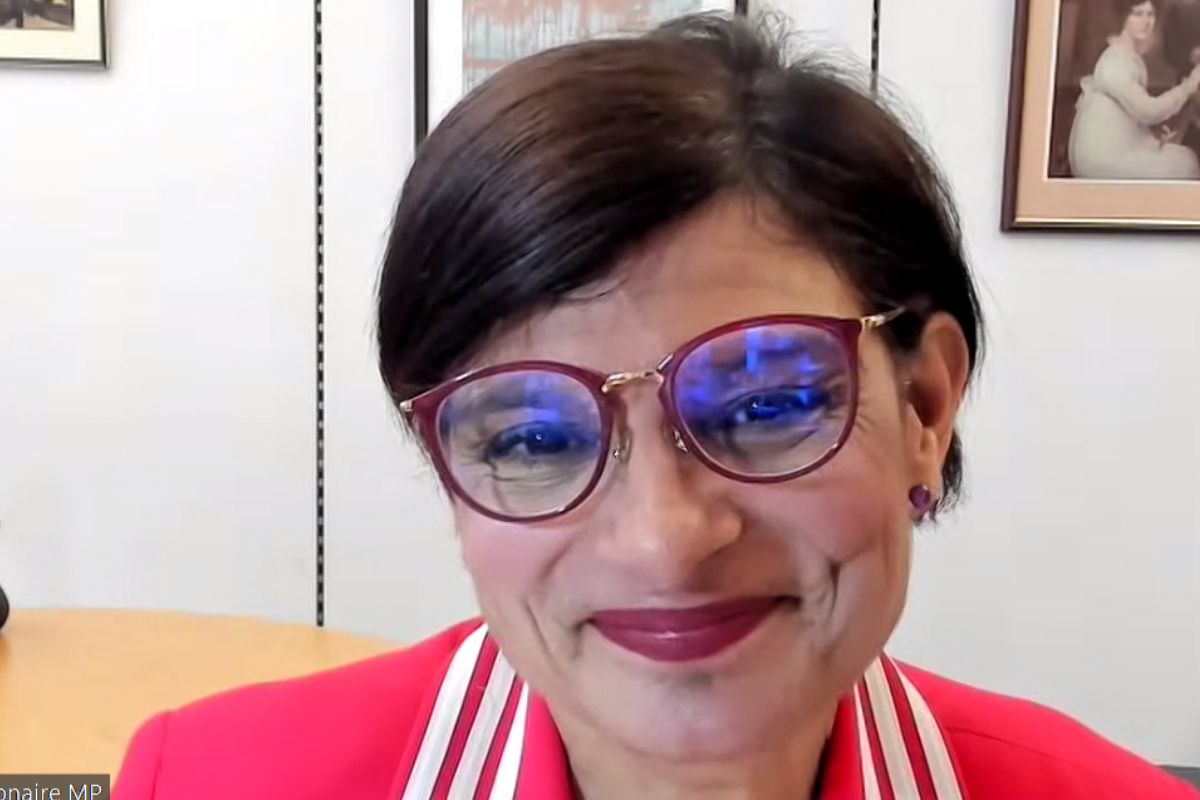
<box><xmin>399</xmin><ymin>309</ymin><xmax>905</xmax><ymax>523</ymax></box>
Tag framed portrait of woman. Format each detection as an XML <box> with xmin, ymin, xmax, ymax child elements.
<box><xmin>414</xmin><ymin>0</ymin><xmax>749</xmax><ymax>143</ymax></box>
<box><xmin>1002</xmin><ymin>0</ymin><xmax>1200</xmax><ymax>231</ymax></box>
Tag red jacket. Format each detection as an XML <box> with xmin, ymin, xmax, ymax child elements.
<box><xmin>112</xmin><ymin>617</ymin><xmax>1198</xmax><ymax>799</ymax></box>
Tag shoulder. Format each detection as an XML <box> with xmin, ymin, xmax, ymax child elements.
<box><xmin>113</xmin><ymin>618</ymin><xmax>483</xmax><ymax>800</ymax></box>
<box><xmin>1094</xmin><ymin>43</ymin><xmax>1141</xmax><ymax>77</ymax></box>
<box><xmin>900</xmin><ymin>663</ymin><xmax>1198</xmax><ymax>799</ymax></box>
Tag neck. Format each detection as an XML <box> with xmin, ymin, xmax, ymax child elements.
<box><xmin>1117</xmin><ymin>31</ymin><xmax>1147</xmax><ymax>54</ymax></box>
<box><xmin>559</xmin><ymin>704</ymin><xmax>838</xmax><ymax>800</ymax></box>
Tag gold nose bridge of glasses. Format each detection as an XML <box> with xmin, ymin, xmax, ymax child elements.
<box><xmin>600</xmin><ymin>368</ymin><xmax>663</xmax><ymax>393</ymax></box>
<box><xmin>598</xmin><ymin>368</ymin><xmax>689</xmax><ymax>463</ymax></box>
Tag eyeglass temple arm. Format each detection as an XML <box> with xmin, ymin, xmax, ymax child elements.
<box><xmin>862</xmin><ymin>307</ymin><xmax>907</xmax><ymax>330</ymax></box>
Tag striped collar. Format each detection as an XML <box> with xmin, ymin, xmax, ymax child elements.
<box><xmin>392</xmin><ymin>623</ymin><xmax>969</xmax><ymax>800</ymax></box>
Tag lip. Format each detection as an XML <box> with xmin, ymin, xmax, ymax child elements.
<box><xmin>588</xmin><ymin>597</ymin><xmax>787</xmax><ymax>664</ymax></box>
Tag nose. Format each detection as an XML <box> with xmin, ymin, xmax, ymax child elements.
<box><xmin>594</xmin><ymin>405</ymin><xmax>743</xmax><ymax>586</ymax></box>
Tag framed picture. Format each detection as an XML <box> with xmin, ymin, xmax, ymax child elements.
<box><xmin>415</xmin><ymin>0</ymin><xmax>749</xmax><ymax>143</ymax></box>
<box><xmin>0</xmin><ymin>0</ymin><xmax>108</xmax><ymax>67</ymax></box>
<box><xmin>1002</xmin><ymin>0</ymin><xmax>1200</xmax><ymax>231</ymax></box>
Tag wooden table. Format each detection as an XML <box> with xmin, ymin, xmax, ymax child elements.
<box><xmin>0</xmin><ymin>607</ymin><xmax>396</xmax><ymax>776</ymax></box>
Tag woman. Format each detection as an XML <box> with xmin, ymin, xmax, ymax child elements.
<box><xmin>1067</xmin><ymin>0</ymin><xmax>1200</xmax><ymax>179</ymax></box>
<box><xmin>113</xmin><ymin>13</ymin><xmax>1199</xmax><ymax>800</ymax></box>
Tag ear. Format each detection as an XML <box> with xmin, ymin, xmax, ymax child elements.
<box><xmin>901</xmin><ymin>312</ymin><xmax>971</xmax><ymax>497</ymax></box>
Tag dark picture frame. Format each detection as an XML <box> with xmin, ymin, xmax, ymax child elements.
<box><xmin>414</xmin><ymin>0</ymin><xmax>749</xmax><ymax>145</ymax></box>
<box><xmin>0</xmin><ymin>0</ymin><xmax>108</xmax><ymax>68</ymax></box>
<box><xmin>1002</xmin><ymin>0</ymin><xmax>1200</xmax><ymax>232</ymax></box>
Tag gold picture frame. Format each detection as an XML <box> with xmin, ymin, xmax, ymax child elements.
<box><xmin>1002</xmin><ymin>0</ymin><xmax>1200</xmax><ymax>231</ymax></box>
<box><xmin>0</xmin><ymin>0</ymin><xmax>108</xmax><ymax>68</ymax></box>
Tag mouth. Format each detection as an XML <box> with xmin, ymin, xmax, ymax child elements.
<box><xmin>587</xmin><ymin>596</ymin><xmax>798</xmax><ymax>664</ymax></box>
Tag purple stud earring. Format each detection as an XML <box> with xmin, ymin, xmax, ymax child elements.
<box><xmin>908</xmin><ymin>484</ymin><xmax>937</xmax><ymax>521</ymax></box>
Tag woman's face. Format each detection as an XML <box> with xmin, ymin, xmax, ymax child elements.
<box><xmin>1123</xmin><ymin>2</ymin><xmax>1157</xmax><ymax>43</ymax></box>
<box><xmin>449</xmin><ymin>198</ymin><xmax>961</xmax><ymax>764</ymax></box>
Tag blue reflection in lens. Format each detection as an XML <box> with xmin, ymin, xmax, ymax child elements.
<box><xmin>676</xmin><ymin>325</ymin><xmax>844</xmax><ymax>459</ymax></box>
<box><xmin>745</xmin><ymin>326</ymin><xmax>761</xmax><ymax>373</ymax></box>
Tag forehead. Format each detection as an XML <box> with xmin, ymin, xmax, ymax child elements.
<box><xmin>473</xmin><ymin>197</ymin><xmax>861</xmax><ymax>372</ymax></box>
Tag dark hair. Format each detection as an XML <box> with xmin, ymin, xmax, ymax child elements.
<box><xmin>376</xmin><ymin>12</ymin><xmax>984</xmax><ymax>506</ymax></box>
<box><xmin>1115</xmin><ymin>0</ymin><xmax>1157</xmax><ymax>14</ymax></box>
<box><xmin>1113</xmin><ymin>0</ymin><xmax>1158</xmax><ymax>27</ymax></box>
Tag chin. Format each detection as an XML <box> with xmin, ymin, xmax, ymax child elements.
<box><xmin>606</xmin><ymin>695</ymin><xmax>784</xmax><ymax>763</ymax></box>
<box><xmin>579</xmin><ymin>649</ymin><xmax>827</xmax><ymax>763</ymax></box>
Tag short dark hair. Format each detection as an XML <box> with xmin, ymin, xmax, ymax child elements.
<box><xmin>1115</xmin><ymin>0</ymin><xmax>1157</xmax><ymax>15</ymax></box>
<box><xmin>376</xmin><ymin>11</ymin><xmax>984</xmax><ymax>506</ymax></box>
<box><xmin>1112</xmin><ymin>0</ymin><xmax>1158</xmax><ymax>29</ymax></box>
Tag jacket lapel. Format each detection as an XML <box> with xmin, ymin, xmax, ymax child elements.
<box><xmin>853</xmin><ymin>657</ymin><xmax>969</xmax><ymax>800</ymax></box>
<box><xmin>392</xmin><ymin>623</ymin><xmax>528</xmax><ymax>800</ymax></box>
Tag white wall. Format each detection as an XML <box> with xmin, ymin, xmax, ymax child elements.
<box><xmin>319</xmin><ymin>0</ymin><xmax>478</xmax><ymax>640</ymax></box>
<box><xmin>878</xmin><ymin>0</ymin><xmax>1200</xmax><ymax>766</ymax></box>
<box><xmin>0</xmin><ymin>0</ymin><xmax>318</xmax><ymax>622</ymax></box>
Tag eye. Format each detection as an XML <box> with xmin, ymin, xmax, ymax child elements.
<box><xmin>483</xmin><ymin>421</ymin><xmax>599</xmax><ymax>464</ymax></box>
<box><xmin>723</xmin><ymin>387</ymin><xmax>830</xmax><ymax>426</ymax></box>
<box><xmin>682</xmin><ymin>383</ymin><xmax>842</xmax><ymax>459</ymax></box>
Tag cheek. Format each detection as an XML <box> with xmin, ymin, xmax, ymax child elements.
<box><xmin>814</xmin><ymin>437</ymin><xmax>915</xmax><ymax>617</ymax></box>
<box><xmin>752</xmin><ymin>400</ymin><xmax>912</xmax><ymax>566</ymax></box>
<box><xmin>750</xmin><ymin>467</ymin><xmax>908</xmax><ymax>569</ymax></box>
<box><xmin>456</xmin><ymin>513</ymin><xmax>575</xmax><ymax>617</ymax></box>
<box><xmin>740</xmin><ymin>441</ymin><xmax>912</xmax><ymax>661</ymax></box>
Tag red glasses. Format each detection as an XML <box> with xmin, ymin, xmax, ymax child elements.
<box><xmin>400</xmin><ymin>309</ymin><xmax>904</xmax><ymax>523</ymax></box>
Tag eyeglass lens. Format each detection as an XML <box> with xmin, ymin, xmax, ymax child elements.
<box><xmin>434</xmin><ymin>322</ymin><xmax>853</xmax><ymax>519</ymax></box>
